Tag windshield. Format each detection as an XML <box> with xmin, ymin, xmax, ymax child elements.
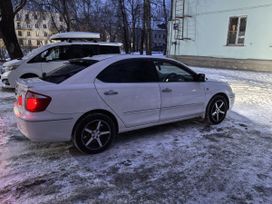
<box><xmin>42</xmin><ymin>59</ymin><xmax>98</xmax><ymax>84</ymax></box>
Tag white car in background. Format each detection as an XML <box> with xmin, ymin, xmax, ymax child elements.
<box><xmin>1</xmin><ymin>32</ymin><xmax>121</xmax><ymax>88</ymax></box>
<box><xmin>14</xmin><ymin>55</ymin><xmax>235</xmax><ymax>154</ymax></box>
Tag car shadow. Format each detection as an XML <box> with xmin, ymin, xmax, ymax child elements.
<box><xmin>68</xmin><ymin>110</ymin><xmax>264</xmax><ymax>158</ymax></box>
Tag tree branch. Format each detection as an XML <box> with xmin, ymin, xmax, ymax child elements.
<box><xmin>14</xmin><ymin>0</ymin><xmax>27</xmax><ymax>16</ymax></box>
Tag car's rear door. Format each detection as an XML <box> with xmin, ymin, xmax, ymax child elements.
<box><xmin>154</xmin><ymin>59</ymin><xmax>206</xmax><ymax>121</ymax></box>
<box><xmin>95</xmin><ymin>59</ymin><xmax>160</xmax><ymax>127</ymax></box>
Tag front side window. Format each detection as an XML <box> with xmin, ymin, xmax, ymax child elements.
<box><xmin>154</xmin><ymin>60</ymin><xmax>195</xmax><ymax>82</ymax></box>
<box><xmin>227</xmin><ymin>16</ymin><xmax>247</xmax><ymax>46</ymax></box>
<box><xmin>97</xmin><ymin>59</ymin><xmax>158</xmax><ymax>83</ymax></box>
<box><xmin>43</xmin><ymin>46</ymin><xmax>66</xmax><ymax>61</ymax></box>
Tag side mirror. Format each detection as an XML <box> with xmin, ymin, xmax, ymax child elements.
<box><xmin>196</xmin><ymin>73</ymin><xmax>206</xmax><ymax>82</ymax></box>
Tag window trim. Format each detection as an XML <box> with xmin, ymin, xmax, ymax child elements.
<box><xmin>226</xmin><ymin>15</ymin><xmax>247</xmax><ymax>46</ymax></box>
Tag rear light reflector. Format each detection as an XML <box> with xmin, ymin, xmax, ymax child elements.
<box><xmin>17</xmin><ymin>95</ymin><xmax>23</xmax><ymax>106</ymax></box>
<box><xmin>25</xmin><ymin>91</ymin><xmax>51</xmax><ymax>112</ymax></box>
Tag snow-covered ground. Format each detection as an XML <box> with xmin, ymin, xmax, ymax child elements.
<box><xmin>0</xmin><ymin>68</ymin><xmax>272</xmax><ymax>203</ymax></box>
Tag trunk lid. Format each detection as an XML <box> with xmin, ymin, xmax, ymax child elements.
<box><xmin>15</xmin><ymin>78</ymin><xmax>54</xmax><ymax>114</ymax></box>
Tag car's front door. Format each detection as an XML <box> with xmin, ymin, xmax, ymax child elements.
<box><xmin>95</xmin><ymin>59</ymin><xmax>160</xmax><ymax>127</ymax></box>
<box><xmin>154</xmin><ymin>60</ymin><xmax>206</xmax><ymax>121</ymax></box>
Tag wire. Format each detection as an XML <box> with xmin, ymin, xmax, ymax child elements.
<box><xmin>196</xmin><ymin>3</ymin><xmax>272</xmax><ymax>16</ymax></box>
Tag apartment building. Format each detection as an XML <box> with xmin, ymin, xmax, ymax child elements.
<box><xmin>168</xmin><ymin>0</ymin><xmax>272</xmax><ymax>71</ymax></box>
<box><xmin>0</xmin><ymin>9</ymin><xmax>64</xmax><ymax>53</ymax></box>
<box><xmin>16</xmin><ymin>9</ymin><xmax>65</xmax><ymax>48</ymax></box>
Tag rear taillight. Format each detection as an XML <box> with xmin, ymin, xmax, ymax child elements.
<box><xmin>17</xmin><ymin>95</ymin><xmax>23</xmax><ymax>106</ymax></box>
<box><xmin>25</xmin><ymin>91</ymin><xmax>51</xmax><ymax>112</ymax></box>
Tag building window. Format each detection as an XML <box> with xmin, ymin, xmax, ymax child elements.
<box><xmin>25</xmin><ymin>14</ymin><xmax>29</xmax><ymax>20</ymax></box>
<box><xmin>19</xmin><ymin>39</ymin><xmax>24</xmax><ymax>45</ymax></box>
<box><xmin>34</xmin><ymin>14</ymin><xmax>38</xmax><ymax>20</ymax></box>
<box><xmin>43</xmin><ymin>24</ymin><xmax>47</xmax><ymax>29</ymax></box>
<box><xmin>28</xmin><ymin>40</ymin><xmax>32</xmax><ymax>46</ymax></box>
<box><xmin>17</xmin><ymin>22</ymin><xmax>21</xmax><ymax>29</ymax></box>
<box><xmin>44</xmin><ymin>32</ymin><xmax>47</xmax><ymax>37</ymax></box>
<box><xmin>27</xmin><ymin>24</ymin><xmax>31</xmax><ymax>29</ymax></box>
<box><xmin>18</xmin><ymin>31</ymin><xmax>22</xmax><ymax>36</ymax></box>
<box><xmin>59</xmin><ymin>16</ymin><xmax>63</xmax><ymax>22</ymax></box>
<box><xmin>16</xmin><ymin>14</ymin><xmax>20</xmax><ymax>21</ymax></box>
<box><xmin>227</xmin><ymin>16</ymin><xmax>247</xmax><ymax>46</ymax></box>
<box><xmin>43</xmin><ymin>15</ymin><xmax>46</xmax><ymax>20</ymax></box>
<box><xmin>35</xmin><ymin>24</ymin><xmax>39</xmax><ymax>28</ymax></box>
<box><xmin>37</xmin><ymin>40</ymin><xmax>41</xmax><ymax>46</ymax></box>
<box><xmin>27</xmin><ymin>31</ymin><xmax>31</xmax><ymax>36</ymax></box>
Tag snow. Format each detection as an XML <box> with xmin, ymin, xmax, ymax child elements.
<box><xmin>0</xmin><ymin>67</ymin><xmax>272</xmax><ymax>203</ymax></box>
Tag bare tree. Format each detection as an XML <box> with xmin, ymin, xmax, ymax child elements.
<box><xmin>143</xmin><ymin>0</ymin><xmax>152</xmax><ymax>55</ymax></box>
<box><xmin>162</xmin><ymin>0</ymin><xmax>168</xmax><ymax>54</ymax></box>
<box><xmin>0</xmin><ymin>0</ymin><xmax>27</xmax><ymax>59</ymax></box>
<box><xmin>127</xmin><ymin>0</ymin><xmax>141</xmax><ymax>52</ymax></box>
<box><xmin>118</xmin><ymin>0</ymin><xmax>131</xmax><ymax>53</ymax></box>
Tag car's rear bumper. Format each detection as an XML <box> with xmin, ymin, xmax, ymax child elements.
<box><xmin>14</xmin><ymin>106</ymin><xmax>76</xmax><ymax>142</ymax></box>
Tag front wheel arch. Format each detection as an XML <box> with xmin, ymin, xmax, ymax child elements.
<box><xmin>207</xmin><ymin>93</ymin><xmax>229</xmax><ymax>110</ymax></box>
<box><xmin>205</xmin><ymin>93</ymin><xmax>229</xmax><ymax>124</ymax></box>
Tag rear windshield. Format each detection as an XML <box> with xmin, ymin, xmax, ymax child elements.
<box><xmin>42</xmin><ymin>59</ymin><xmax>98</xmax><ymax>84</ymax></box>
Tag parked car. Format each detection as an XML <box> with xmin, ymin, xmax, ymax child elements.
<box><xmin>14</xmin><ymin>55</ymin><xmax>235</xmax><ymax>154</ymax></box>
<box><xmin>1</xmin><ymin>32</ymin><xmax>122</xmax><ymax>88</ymax></box>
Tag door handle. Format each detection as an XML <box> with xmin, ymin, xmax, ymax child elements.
<box><xmin>104</xmin><ymin>90</ymin><xmax>118</xmax><ymax>95</ymax></box>
<box><xmin>162</xmin><ymin>88</ymin><xmax>172</xmax><ymax>93</ymax></box>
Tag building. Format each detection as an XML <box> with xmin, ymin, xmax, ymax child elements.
<box><xmin>134</xmin><ymin>28</ymin><xmax>167</xmax><ymax>53</ymax></box>
<box><xmin>167</xmin><ymin>0</ymin><xmax>272</xmax><ymax>71</ymax></box>
<box><xmin>0</xmin><ymin>9</ymin><xmax>65</xmax><ymax>56</ymax></box>
<box><xmin>152</xmin><ymin>29</ymin><xmax>167</xmax><ymax>52</ymax></box>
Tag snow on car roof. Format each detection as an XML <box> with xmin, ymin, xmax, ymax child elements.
<box><xmin>85</xmin><ymin>54</ymin><xmax>167</xmax><ymax>62</ymax></box>
<box><xmin>50</xmin><ymin>32</ymin><xmax>101</xmax><ymax>40</ymax></box>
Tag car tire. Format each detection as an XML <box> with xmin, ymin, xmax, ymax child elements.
<box><xmin>206</xmin><ymin>95</ymin><xmax>228</xmax><ymax>125</ymax></box>
<box><xmin>72</xmin><ymin>113</ymin><xmax>116</xmax><ymax>154</ymax></box>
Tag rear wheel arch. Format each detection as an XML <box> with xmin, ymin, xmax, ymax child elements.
<box><xmin>72</xmin><ymin>109</ymin><xmax>119</xmax><ymax>137</ymax></box>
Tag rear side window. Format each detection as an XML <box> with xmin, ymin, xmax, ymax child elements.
<box><xmin>42</xmin><ymin>59</ymin><xmax>98</xmax><ymax>83</ymax></box>
<box><xmin>97</xmin><ymin>59</ymin><xmax>158</xmax><ymax>83</ymax></box>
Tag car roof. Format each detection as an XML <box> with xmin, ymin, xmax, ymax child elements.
<box><xmin>86</xmin><ymin>54</ymin><xmax>167</xmax><ymax>62</ymax></box>
<box><xmin>47</xmin><ymin>41</ymin><xmax>122</xmax><ymax>47</ymax></box>
<box><xmin>50</xmin><ymin>32</ymin><xmax>101</xmax><ymax>40</ymax></box>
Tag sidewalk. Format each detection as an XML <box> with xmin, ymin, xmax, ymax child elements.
<box><xmin>171</xmin><ymin>55</ymin><xmax>272</xmax><ymax>72</ymax></box>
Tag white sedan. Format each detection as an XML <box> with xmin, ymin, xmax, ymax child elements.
<box><xmin>14</xmin><ymin>55</ymin><xmax>235</xmax><ymax>154</ymax></box>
